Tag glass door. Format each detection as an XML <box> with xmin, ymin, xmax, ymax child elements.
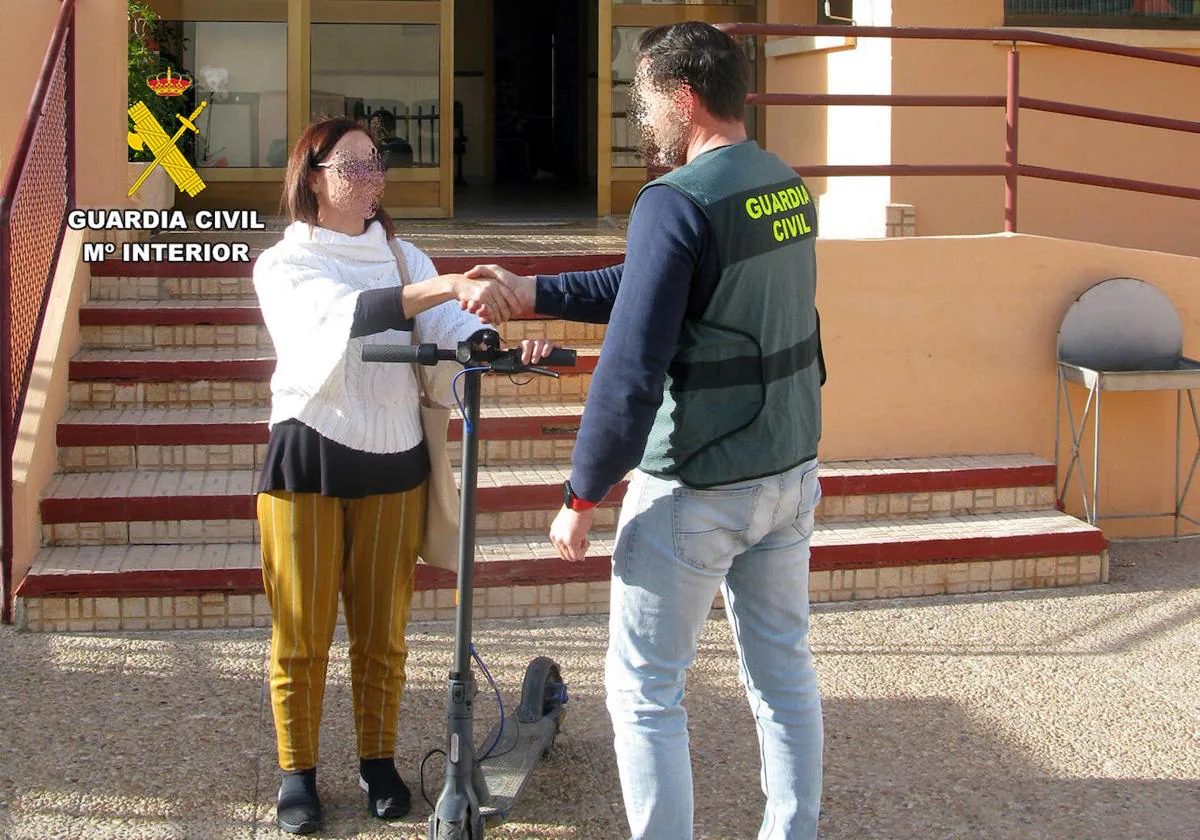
<box><xmin>159</xmin><ymin>0</ymin><xmax>455</xmax><ymax>217</ymax></box>
<box><xmin>598</xmin><ymin>1</ymin><xmax>762</xmax><ymax>216</ymax></box>
<box><xmin>310</xmin><ymin>1</ymin><xmax>455</xmax><ymax>218</ymax></box>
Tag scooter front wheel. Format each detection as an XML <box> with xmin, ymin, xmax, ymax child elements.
<box><xmin>517</xmin><ymin>656</ymin><xmax>568</xmax><ymax>755</ymax></box>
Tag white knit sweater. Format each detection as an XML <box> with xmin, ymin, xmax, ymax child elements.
<box><xmin>253</xmin><ymin>220</ymin><xmax>484</xmax><ymax>453</ymax></box>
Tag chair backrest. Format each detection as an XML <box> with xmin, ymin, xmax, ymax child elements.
<box><xmin>1057</xmin><ymin>277</ymin><xmax>1184</xmax><ymax>370</ymax></box>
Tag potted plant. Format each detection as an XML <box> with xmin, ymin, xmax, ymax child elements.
<box><xmin>127</xmin><ymin>0</ymin><xmax>189</xmax><ymax>212</ymax></box>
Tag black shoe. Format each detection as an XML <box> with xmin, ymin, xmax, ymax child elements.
<box><xmin>277</xmin><ymin>768</ymin><xmax>323</xmax><ymax>834</ymax></box>
<box><xmin>359</xmin><ymin>757</ymin><xmax>412</xmax><ymax>820</ymax></box>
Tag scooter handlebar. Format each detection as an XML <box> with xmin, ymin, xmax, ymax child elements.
<box><xmin>540</xmin><ymin>348</ymin><xmax>577</xmax><ymax>367</ymax></box>
<box><xmin>362</xmin><ymin>343</ymin><xmax>578</xmax><ymax>370</ymax></box>
<box><xmin>361</xmin><ymin>343</ymin><xmax>444</xmax><ymax>365</ymax></box>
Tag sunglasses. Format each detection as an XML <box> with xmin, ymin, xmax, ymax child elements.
<box><xmin>315</xmin><ymin>149</ymin><xmax>388</xmax><ymax>178</ymax></box>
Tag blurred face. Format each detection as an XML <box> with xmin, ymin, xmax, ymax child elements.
<box><xmin>312</xmin><ymin>130</ymin><xmax>387</xmax><ymax>221</ymax></box>
<box><xmin>627</xmin><ymin>60</ymin><xmax>693</xmax><ymax>168</ymax></box>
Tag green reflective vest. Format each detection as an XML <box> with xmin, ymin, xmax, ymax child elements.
<box><xmin>639</xmin><ymin>142</ymin><xmax>824</xmax><ymax>488</ymax></box>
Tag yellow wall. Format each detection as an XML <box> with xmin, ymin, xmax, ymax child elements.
<box><xmin>0</xmin><ymin>1</ymin><xmax>62</xmax><ymax>188</ymax></box>
<box><xmin>892</xmin><ymin>0</ymin><xmax>1200</xmax><ymax>256</ymax></box>
<box><xmin>816</xmin><ymin>233</ymin><xmax>1200</xmax><ymax>538</ymax></box>
<box><xmin>768</xmin><ymin>0</ymin><xmax>1200</xmax><ymax>255</ymax></box>
<box><xmin>0</xmin><ymin>0</ymin><xmax>128</xmax><ymax>208</ymax></box>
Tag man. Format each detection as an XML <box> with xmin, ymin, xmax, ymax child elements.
<box><xmin>368</xmin><ymin>109</ymin><xmax>414</xmax><ymax>168</ymax></box>
<box><xmin>470</xmin><ymin>22</ymin><xmax>825</xmax><ymax>840</ymax></box>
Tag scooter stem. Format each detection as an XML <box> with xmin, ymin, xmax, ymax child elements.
<box><xmin>453</xmin><ymin>368</ymin><xmax>482</xmax><ymax>679</ymax></box>
<box><xmin>432</xmin><ymin>365</ymin><xmax>489</xmax><ymax>834</ymax></box>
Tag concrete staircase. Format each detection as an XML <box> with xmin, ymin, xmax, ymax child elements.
<box><xmin>15</xmin><ymin>256</ymin><xmax>1108</xmax><ymax>632</ymax></box>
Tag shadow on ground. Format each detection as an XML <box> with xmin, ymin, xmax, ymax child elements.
<box><xmin>0</xmin><ymin>541</ymin><xmax>1196</xmax><ymax>839</ymax></box>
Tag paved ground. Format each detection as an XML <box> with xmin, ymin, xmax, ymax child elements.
<box><xmin>1</xmin><ymin>540</ymin><xmax>1197</xmax><ymax>839</ymax></box>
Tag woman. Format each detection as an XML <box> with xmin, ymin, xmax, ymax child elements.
<box><xmin>254</xmin><ymin>116</ymin><xmax>549</xmax><ymax>834</ymax></box>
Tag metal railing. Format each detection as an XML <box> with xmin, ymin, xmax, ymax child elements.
<box><xmin>716</xmin><ymin>22</ymin><xmax>1200</xmax><ymax>233</ymax></box>
<box><xmin>0</xmin><ymin>0</ymin><xmax>76</xmax><ymax>624</ymax></box>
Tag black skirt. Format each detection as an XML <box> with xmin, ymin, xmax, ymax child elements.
<box><xmin>257</xmin><ymin>418</ymin><xmax>431</xmax><ymax>499</ymax></box>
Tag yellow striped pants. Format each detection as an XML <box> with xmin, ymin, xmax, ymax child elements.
<box><xmin>258</xmin><ymin>484</ymin><xmax>427</xmax><ymax>771</ymax></box>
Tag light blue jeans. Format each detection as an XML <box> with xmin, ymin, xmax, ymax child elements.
<box><xmin>605</xmin><ymin>459</ymin><xmax>824</xmax><ymax>840</ymax></box>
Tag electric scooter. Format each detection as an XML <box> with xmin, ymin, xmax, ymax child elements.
<box><xmin>363</xmin><ymin>329</ymin><xmax>576</xmax><ymax>840</ymax></box>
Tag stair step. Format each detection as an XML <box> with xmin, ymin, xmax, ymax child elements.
<box><xmin>39</xmin><ymin>456</ymin><xmax>1058</xmax><ymax>545</ymax></box>
<box><xmin>18</xmin><ymin>512</ymin><xmax>1108</xmax><ymax>623</ymax></box>
<box><xmin>86</xmin><ymin>253</ymin><xmax>624</xmax><ymax>301</ymax></box>
<box><xmin>77</xmin><ymin>301</ymin><xmax>607</xmax><ymax>349</ymax></box>
<box><xmin>88</xmin><ymin>274</ymin><xmax>259</xmax><ymax>302</ymax></box>
<box><xmin>67</xmin><ymin>348</ymin><xmax>597</xmax><ymax>408</ymax></box>
<box><xmin>58</xmin><ymin>404</ymin><xmax>585</xmax><ymax>443</ymax></box>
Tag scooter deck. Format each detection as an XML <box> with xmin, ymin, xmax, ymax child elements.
<box><xmin>478</xmin><ymin>710</ymin><xmax>562</xmax><ymax>823</ymax></box>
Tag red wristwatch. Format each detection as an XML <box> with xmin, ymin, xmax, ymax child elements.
<box><xmin>563</xmin><ymin>480</ymin><xmax>597</xmax><ymax>512</ymax></box>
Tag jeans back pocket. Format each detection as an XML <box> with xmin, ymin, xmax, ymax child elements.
<box><xmin>672</xmin><ymin>485</ymin><xmax>763</xmax><ymax>573</ymax></box>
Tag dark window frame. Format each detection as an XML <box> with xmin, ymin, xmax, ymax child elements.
<box><xmin>818</xmin><ymin>1</ymin><xmax>854</xmax><ymax>25</ymax></box>
<box><xmin>1005</xmin><ymin>1</ymin><xmax>1200</xmax><ymax>29</ymax></box>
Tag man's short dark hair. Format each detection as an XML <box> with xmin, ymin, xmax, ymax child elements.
<box><xmin>636</xmin><ymin>22</ymin><xmax>750</xmax><ymax>122</ymax></box>
<box><xmin>374</xmin><ymin>109</ymin><xmax>397</xmax><ymax>135</ymax></box>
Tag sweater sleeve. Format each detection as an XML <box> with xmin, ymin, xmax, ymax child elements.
<box><xmin>403</xmin><ymin>241</ymin><xmax>488</xmax><ymax>348</ymax></box>
<box><xmin>534</xmin><ymin>264</ymin><xmax>625</xmax><ymax>323</ymax></box>
<box><xmin>569</xmin><ymin>185</ymin><xmax>711</xmax><ymax>502</ymax></box>
<box><xmin>350</xmin><ymin>287</ymin><xmax>414</xmax><ymax>337</ymax></box>
<box><xmin>253</xmin><ymin>246</ymin><xmax>362</xmax><ymax>401</ymax></box>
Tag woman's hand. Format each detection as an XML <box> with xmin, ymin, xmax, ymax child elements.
<box><xmin>446</xmin><ymin>274</ymin><xmax>521</xmax><ymax>325</ymax></box>
<box><xmin>520</xmin><ymin>339</ymin><xmax>557</xmax><ymax>365</ymax></box>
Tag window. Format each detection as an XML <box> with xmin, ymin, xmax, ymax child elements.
<box><xmin>610</xmin><ymin>26</ymin><xmax>758</xmax><ymax>168</ymax></box>
<box><xmin>1005</xmin><ymin>1</ymin><xmax>1200</xmax><ymax>29</ymax></box>
<box><xmin>176</xmin><ymin>22</ymin><xmax>288</xmax><ymax>168</ymax></box>
<box><xmin>310</xmin><ymin>24</ymin><xmax>441</xmax><ymax>168</ymax></box>
<box><xmin>819</xmin><ymin>1</ymin><xmax>854</xmax><ymax>24</ymax></box>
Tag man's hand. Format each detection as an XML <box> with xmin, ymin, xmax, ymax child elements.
<box><xmin>466</xmin><ymin>264</ymin><xmax>536</xmax><ymax>316</ymax></box>
<box><xmin>549</xmin><ymin>506</ymin><xmax>596</xmax><ymax>563</ymax></box>
<box><xmin>444</xmin><ymin>273</ymin><xmax>520</xmax><ymax>325</ymax></box>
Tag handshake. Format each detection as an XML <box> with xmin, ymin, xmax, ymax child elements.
<box><xmin>445</xmin><ymin>264</ymin><xmax>554</xmax><ymax>364</ymax></box>
<box><xmin>446</xmin><ymin>264</ymin><xmax>535</xmax><ymax>327</ymax></box>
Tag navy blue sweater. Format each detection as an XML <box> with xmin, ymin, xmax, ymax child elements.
<box><xmin>535</xmin><ymin>184</ymin><xmax>719</xmax><ymax>503</ymax></box>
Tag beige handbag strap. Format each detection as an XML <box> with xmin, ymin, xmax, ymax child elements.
<box><xmin>389</xmin><ymin>239</ymin><xmax>436</xmax><ymax>402</ymax></box>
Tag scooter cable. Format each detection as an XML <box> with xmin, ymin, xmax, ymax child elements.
<box><xmin>471</xmin><ymin>642</ymin><xmax>507</xmax><ymax>759</ymax></box>
<box><xmin>451</xmin><ymin>366</ymin><xmax>491</xmax><ymax>436</ymax></box>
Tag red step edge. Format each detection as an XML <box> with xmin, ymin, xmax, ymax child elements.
<box><xmin>819</xmin><ymin>464</ymin><xmax>1058</xmax><ymax>495</ymax></box>
<box><xmin>41</xmin><ymin>483</ymin><xmax>626</xmax><ymax>524</ymax></box>
<box><xmin>79</xmin><ymin>306</ymin><xmax>263</xmax><ymax>327</ymax></box>
<box><xmin>88</xmin><ymin>254</ymin><xmax>624</xmax><ymax>279</ymax></box>
<box><xmin>15</xmin><ymin>529</ymin><xmax>1107</xmax><ymax>599</ymax></box>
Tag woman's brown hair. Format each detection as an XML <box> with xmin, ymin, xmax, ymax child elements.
<box><xmin>281</xmin><ymin>116</ymin><xmax>396</xmax><ymax>238</ymax></box>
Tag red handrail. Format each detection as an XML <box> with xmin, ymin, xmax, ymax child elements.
<box><xmin>715</xmin><ymin>22</ymin><xmax>1200</xmax><ymax>234</ymax></box>
<box><xmin>722</xmin><ymin>23</ymin><xmax>1200</xmax><ymax>67</ymax></box>
<box><xmin>0</xmin><ymin>0</ymin><xmax>76</xmax><ymax>624</ymax></box>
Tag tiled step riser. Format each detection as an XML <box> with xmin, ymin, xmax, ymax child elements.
<box><xmin>59</xmin><ymin>444</ymin><xmax>270</xmax><ymax>473</ymax></box>
<box><xmin>67</xmin><ymin>376</ymin><xmax>590</xmax><ymax>409</ymax></box>
<box><xmin>77</xmin><ymin>319</ymin><xmax>604</xmax><ymax>351</ymax></box>
<box><xmin>826</xmin><ymin>485</ymin><xmax>1057</xmax><ymax>520</ymax></box>
<box><xmin>80</xmin><ymin>325</ymin><xmax>273</xmax><ymax>351</ymax></box>
<box><xmin>90</xmin><ymin>276</ymin><xmax>257</xmax><ymax>302</ymax></box>
<box><xmin>17</xmin><ymin>551</ymin><xmax>1109</xmax><ymax>633</ymax></box>
<box><xmin>44</xmin><ymin>520</ymin><xmax>260</xmax><ymax>547</ymax></box>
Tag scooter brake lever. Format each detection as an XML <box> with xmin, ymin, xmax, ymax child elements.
<box><xmin>489</xmin><ymin>351</ymin><xmax>560</xmax><ymax>378</ymax></box>
<box><xmin>522</xmin><ymin>366</ymin><xmax>560</xmax><ymax>379</ymax></box>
